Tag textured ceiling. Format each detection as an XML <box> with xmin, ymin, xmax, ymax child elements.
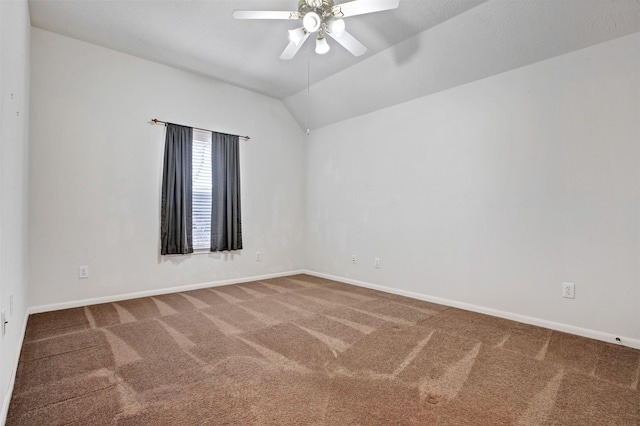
<box><xmin>28</xmin><ymin>0</ymin><xmax>640</xmax><ymax>130</ymax></box>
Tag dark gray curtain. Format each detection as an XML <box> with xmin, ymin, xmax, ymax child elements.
<box><xmin>210</xmin><ymin>132</ymin><xmax>243</xmax><ymax>251</ymax></box>
<box><xmin>161</xmin><ymin>124</ymin><xmax>193</xmax><ymax>255</ymax></box>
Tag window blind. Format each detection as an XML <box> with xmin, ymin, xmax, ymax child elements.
<box><xmin>192</xmin><ymin>129</ymin><xmax>212</xmax><ymax>250</ymax></box>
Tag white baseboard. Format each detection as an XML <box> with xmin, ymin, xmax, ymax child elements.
<box><xmin>26</xmin><ymin>268</ymin><xmax>640</xmax><ymax>351</ymax></box>
<box><xmin>1</xmin><ymin>309</ymin><xmax>30</xmax><ymax>425</ymax></box>
<box><xmin>28</xmin><ymin>270</ymin><xmax>306</xmax><ymax>315</ymax></box>
<box><xmin>303</xmin><ymin>270</ymin><xmax>640</xmax><ymax>350</ymax></box>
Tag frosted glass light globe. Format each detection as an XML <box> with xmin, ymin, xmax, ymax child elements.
<box><xmin>315</xmin><ymin>35</ymin><xmax>330</xmax><ymax>54</ymax></box>
<box><xmin>303</xmin><ymin>12</ymin><xmax>321</xmax><ymax>32</ymax></box>
<box><xmin>327</xmin><ymin>19</ymin><xmax>345</xmax><ymax>37</ymax></box>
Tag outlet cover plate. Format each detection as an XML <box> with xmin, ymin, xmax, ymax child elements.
<box><xmin>562</xmin><ymin>282</ymin><xmax>575</xmax><ymax>299</ymax></box>
<box><xmin>78</xmin><ymin>265</ymin><xmax>89</xmax><ymax>279</ymax></box>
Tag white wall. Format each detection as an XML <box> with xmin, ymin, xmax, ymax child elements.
<box><xmin>29</xmin><ymin>28</ymin><xmax>306</xmax><ymax>309</ymax></box>
<box><xmin>26</xmin><ymin>19</ymin><xmax>640</xmax><ymax>347</ymax></box>
<box><xmin>305</xmin><ymin>33</ymin><xmax>640</xmax><ymax>344</ymax></box>
<box><xmin>0</xmin><ymin>0</ymin><xmax>30</xmax><ymax>416</ymax></box>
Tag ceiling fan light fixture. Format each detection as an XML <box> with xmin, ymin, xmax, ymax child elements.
<box><xmin>302</xmin><ymin>11</ymin><xmax>321</xmax><ymax>32</ymax></box>
<box><xmin>327</xmin><ymin>18</ymin><xmax>345</xmax><ymax>37</ymax></box>
<box><xmin>315</xmin><ymin>34</ymin><xmax>330</xmax><ymax>54</ymax></box>
<box><xmin>233</xmin><ymin>0</ymin><xmax>400</xmax><ymax>60</ymax></box>
<box><xmin>288</xmin><ymin>27</ymin><xmax>307</xmax><ymax>46</ymax></box>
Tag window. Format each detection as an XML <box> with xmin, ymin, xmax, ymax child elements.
<box><xmin>161</xmin><ymin>123</ymin><xmax>242</xmax><ymax>255</ymax></box>
<box><xmin>192</xmin><ymin>129</ymin><xmax>212</xmax><ymax>250</ymax></box>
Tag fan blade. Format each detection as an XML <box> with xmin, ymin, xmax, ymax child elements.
<box><xmin>333</xmin><ymin>0</ymin><xmax>399</xmax><ymax>18</ymax></box>
<box><xmin>326</xmin><ymin>30</ymin><xmax>367</xmax><ymax>57</ymax></box>
<box><xmin>232</xmin><ymin>10</ymin><xmax>299</xmax><ymax>20</ymax></box>
<box><xmin>280</xmin><ymin>32</ymin><xmax>311</xmax><ymax>60</ymax></box>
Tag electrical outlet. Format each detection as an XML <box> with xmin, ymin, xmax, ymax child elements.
<box><xmin>351</xmin><ymin>255</ymin><xmax>357</xmax><ymax>264</ymax></box>
<box><xmin>256</xmin><ymin>252</ymin><xmax>261</xmax><ymax>262</ymax></box>
<box><xmin>1</xmin><ymin>310</ymin><xmax>6</xmax><ymax>337</ymax></box>
<box><xmin>78</xmin><ymin>265</ymin><xmax>89</xmax><ymax>279</ymax></box>
<box><xmin>562</xmin><ymin>282</ymin><xmax>575</xmax><ymax>299</ymax></box>
<box><xmin>374</xmin><ymin>257</ymin><xmax>381</xmax><ymax>268</ymax></box>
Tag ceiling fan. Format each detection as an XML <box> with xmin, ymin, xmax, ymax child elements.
<box><xmin>233</xmin><ymin>0</ymin><xmax>400</xmax><ymax>60</ymax></box>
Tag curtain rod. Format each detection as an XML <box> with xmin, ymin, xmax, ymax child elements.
<box><xmin>150</xmin><ymin>118</ymin><xmax>251</xmax><ymax>141</ymax></box>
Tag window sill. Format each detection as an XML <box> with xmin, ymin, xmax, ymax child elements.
<box><xmin>192</xmin><ymin>248</ymin><xmax>211</xmax><ymax>255</ymax></box>
<box><xmin>161</xmin><ymin>249</ymin><xmax>210</xmax><ymax>257</ymax></box>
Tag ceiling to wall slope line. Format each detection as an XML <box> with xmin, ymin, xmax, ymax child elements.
<box><xmin>27</xmin><ymin>0</ymin><xmax>486</xmax><ymax>99</ymax></box>
<box><xmin>282</xmin><ymin>0</ymin><xmax>640</xmax><ymax>130</ymax></box>
<box><xmin>27</xmin><ymin>0</ymin><xmax>640</xmax><ymax>129</ymax></box>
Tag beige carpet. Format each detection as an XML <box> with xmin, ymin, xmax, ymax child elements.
<box><xmin>7</xmin><ymin>274</ymin><xmax>640</xmax><ymax>425</ymax></box>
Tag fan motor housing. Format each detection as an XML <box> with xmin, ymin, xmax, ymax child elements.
<box><xmin>299</xmin><ymin>0</ymin><xmax>335</xmax><ymax>20</ymax></box>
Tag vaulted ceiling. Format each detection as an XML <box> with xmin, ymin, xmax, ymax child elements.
<box><xmin>29</xmin><ymin>0</ymin><xmax>640</xmax><ymax>130</ymax></box>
